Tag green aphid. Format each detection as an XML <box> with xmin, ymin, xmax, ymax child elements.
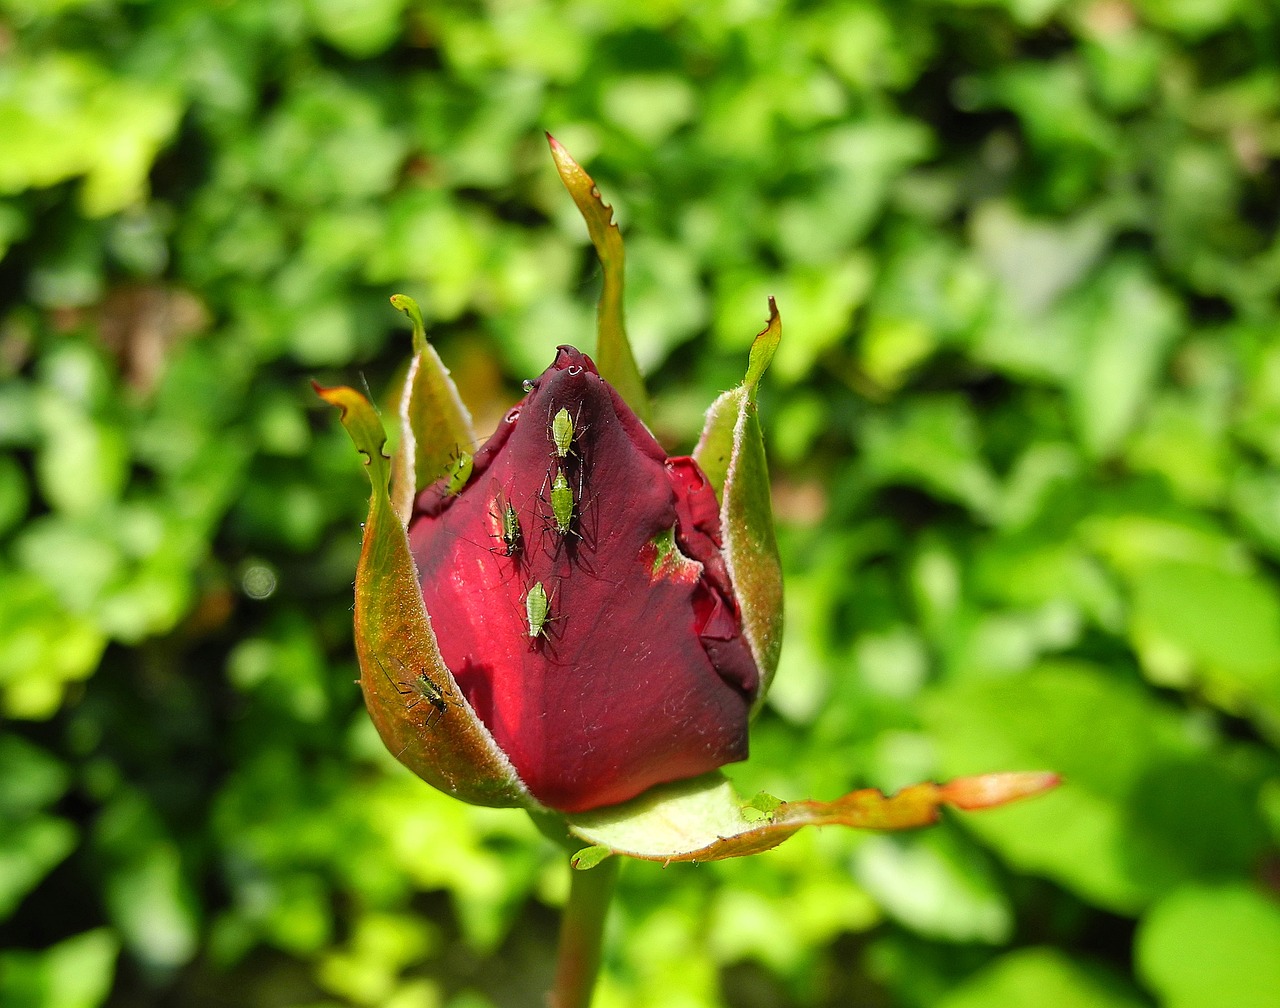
<box><xmin>550</xmin><ymin>406</ymin><xmax>577</xmax><ymax>459</ymax></box>
<box><xmin>444</xmin><ymin>450</ymin><xmax>474</xmax><ymax>495</ymax></box>
<box><xmin>498</xmin><ymin>499</ymin><xmax>522</xmax><ymax>557</ymax></box>
<box><xmin>525</xmin><ymin>581</ymin><xmax>554</xmax><ymax>641</ymax></box>
<box><xmin>549</xmin><ymin>468</ymin><xmax>575</xmax><ymax>535</ymax></box>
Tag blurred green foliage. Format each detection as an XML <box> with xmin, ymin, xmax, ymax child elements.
<box><xmin>2</xmin><ymin>0</ymin><xmax>1279</xmax><ymax>1005</ymax></box>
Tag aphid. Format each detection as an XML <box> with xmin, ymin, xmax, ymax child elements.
<box><xmin>525</xmin><ymin>580</ymin><xmax>555</xmax><ymax>641</ymax></box>
<box><xmin>548</xmin><ymin>467</ymin><xmax>575</xmax><ymax>536</ymax></box>
<box><xmin>550</xmin><ymin>406</ymin><xmax>576</xmax><ymax>458</ymax></box>
<box><xmin>495</xmin><ymin>496</ymin><xmax>522</xmax><ymax>557</ymax></box>
<box><xmin>408</xmin><ymin>673</ymin><xmax>449</xmax><ymax>723</ymax></box>
<box><xmin>374</xmin><ymin>654</ymin><xmax>450</xmax><ymax>726</ymax></box>
<box><xmin>444</xmin><ymin>450</ymin><xmax>474</xmax><ymax>495</ymax></box>
<box><xmin>548</xmin><ymin>404</ymin><xmax>588</xmax><ymax>461</ymax></box>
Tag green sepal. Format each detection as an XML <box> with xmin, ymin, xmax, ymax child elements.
<box><xmin>547</xmin><ymin>134</ymin><xmax>650</xmax><ymax>424</ymax></box>
<box><xmin>693</xmin><ymin>299</ymin><xmax>785</xmax><ymax>709</ymax></box>
<box><xmin>316</xmin><ymin>382</ymin><xmax>533</xmax><ymax>809</ymax></box>
<box><xmin>570</xmin><ymin>846</ymin><xmax>612</xmax><ymax>871</ymax></box>
<box><xmin>565</xmin><ymin>771</ymin><xmax>1060</xmax><ymax>864</ymax></box>
<box><xmin>387</xmin><ymin>294</ymin><xmax>478</xmax><ymax>523</ymax></box>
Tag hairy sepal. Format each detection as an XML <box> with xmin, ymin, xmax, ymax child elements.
<box><xmin>388</xmin><ymin>294</ymin><xmax>477</xmax><ymax>524</ymax></box>
<box><xmin>693</xmin><ymin>299</ymin><xmax>784</xmax><ymax>709</ymax></box>
<box><xmin>546</xmin><ymin>134</ymin><xmax>650</xmax><ymax>424</ymax></box>
<box><xmin>563</xmin><ymin>770</ymin><xmax>1061</xmax><ymax>864</ymax></box>
<box><xmin>317</xmin><ymin>382</ymin><xmax>532</xmax><ymax>808</ymax></box>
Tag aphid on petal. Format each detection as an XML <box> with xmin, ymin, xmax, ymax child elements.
<box><xmin>444</xmin><ymin>450</ymin><xmax>474</xmax><ymax>496</ymax></box>
<box><xmin>525</xmin><ymin>580</ymin><xmax>555</xmax><ymax>642</ymax></box>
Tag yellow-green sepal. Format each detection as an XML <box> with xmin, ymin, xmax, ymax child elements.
<box><xmin>693</xmin><ymin>299</ymin><xmax>784</xmax><ymax>710</ymax></box>
<box><xmin>547</xmin><ymin>134</ymin><xmax>650</xmax><ymax>424</ymax></box>
<box><xmin>387</xmin><ymin>294</ymin><xmax>478</xmax><ymax>523</ymax></box>
<box><xmin>563</xmin><ymin>770</ymin><xmax>1060</xmax><ymax>864</ymax></box>
<box><xmin>316</xmin><ymin>382</ymin><xmax>534</xmax><ymax>809</ymax></box>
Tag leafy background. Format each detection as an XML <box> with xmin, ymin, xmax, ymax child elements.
<box><xmin>3</xmin><ymin>0</ymin><xmax>1279</xmax><ymax>1005</ymax></box>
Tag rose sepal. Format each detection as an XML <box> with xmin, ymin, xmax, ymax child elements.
<box><xmin>693</xmin><ymin>300</ymin><xmax>785</xmax><ymax>710</ymax></box>
<box><xmin>317</xmin><ymin>381</ymin><xmax>537</xmax><ymax>809</ymax></box>
<box><xmin>559</xmin><ymin>770</ymin><xmax>1061</xmax><ymax>867</ymax></box>
<box><xmin>547</xmin><ymin>133</ymin><xmax>650</xmax><ymax>425</ymax></box>
<box><xmin>387</xmin><ymin>294</ymin><xmax>478</xmax><ymax>524</ymax></box>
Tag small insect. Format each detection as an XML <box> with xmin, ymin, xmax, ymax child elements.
<box><xmin>494</xmin><ymin>495</ymin><xmax>522</xmax><ymax>558</ymax></box>
<box><xmin>525</xmin><ymin>580</ymin><xmax>556</xmax><ymax>642</ymax></box>
<box><xmin>374</xmin><ymin>654</ymin><xmax>452</xmax><ymax>727</ymax></box>
<box><xmin>549</xmin><ymin>405</ymin><xmax>587</xmax><ymax>461</ymax></box>
<box><xmin>409</xmin><ymin>673</ymin><xmax>449</xmax><ymax>723</ymax></box>
<box><xmin>548</xmin><ymin>467</ymin><xmax>575</xmax><ymax>536</ymax></box>
<box><xmin>444</xmin><ymin>450</ymin><xmax>474</xmax><ymax>496</ymax></box>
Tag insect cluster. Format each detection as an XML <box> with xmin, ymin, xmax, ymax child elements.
<box><xmin>522</xmin><ymin>403</ymin><xmax>588</xmax><ymax>643</ymax></box>
<box><xmin>437</xmin><ymin>400</ymin><xmax>592</xmax><ymax>649</ymax></box>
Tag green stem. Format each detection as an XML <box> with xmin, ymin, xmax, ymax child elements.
<box><xmin>548</xmin><ymin>857</ymin><xmax>619</xmax><ymax>1008</ymax></box>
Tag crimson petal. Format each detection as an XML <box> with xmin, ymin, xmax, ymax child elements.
<box><xmin>408</xmin><ymin>348</ymin><xmax>759</xmax><ymax>813</ymax></box>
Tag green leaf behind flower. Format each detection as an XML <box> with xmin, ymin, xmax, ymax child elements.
<box><xmin>316</xmin><ymin>382</ymin><xmax>531</xmax><ymax>809</ymax></box>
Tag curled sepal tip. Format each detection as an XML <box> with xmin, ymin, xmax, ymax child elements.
<box><xmin>317</xmin><ymin>382</ymin><xmax>532</xmax><ymax>810</ymax></box>
<box><xmin>743</xmin><ymin>297</ymin><xmax>781</xmax><ymax>403</ymax></box>
<box><xmin>546</xmin><ymin>133</ymin><xmax>649</xmax><ymax>423</ymax></box>
<box><xmin>564</xmin><ymin>771</ymin><xmax>1061</xmax><ymax>864</ymax></box>
<box><xmin>390</xmin><ymin>293</ymin><xmax>427</xmax><ymax>355</ymax></box>
<box><xmin>313</xmin><ymin>382</ymin><xmax>391</xmax><ymax>492</ymax></box>
<box><xmin>693</xmin><ymin>300</ymin><xmax>784</xmax><ymax>706</ymax></box>
<box><xmin>387</xmin><ymin>293</ymin><xmax>477</xmax><ymax>523</ymax></box>
<box><xmin>570</xmin><ymin>846</ymin><xmax>612</xmax><ymax>871</ymax></box>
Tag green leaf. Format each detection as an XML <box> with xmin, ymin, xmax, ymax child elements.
<box><xmin>694</xmin><ymin>300</ymin><xmax>785</xmax><ymax>704</ymax></box>
<box><xmin>853</xmin><ymin>829</ymin><xmax>1013</xmax><ymax>944</ymax></box>
<box><xmin>317</xmin><ymin>383</ymin><xmax>532</xmax><ymax>809</ymax></box>
<box><xmin>565</xmin><ymin>771</ymin><xmax>1057</xmax><ymax>863</ymax></box>
<box><xmin>547</xmin><ymin>134</ymin><xmax>650</xmax><ymax>422</ymax></box>
<box><xmin>1138</xmin><ymin>885</ymin><xmax>1280</xmax><ymax>1008</ymax></box>
<box><xmin>1128</xmin><ymin>560</ymin><xmax>1280</xmax><ymax>733</ymax></box>
<box><xmin>0</xmin><ymin>929</ymin><xmax>119</xmax><ymax>1008</ymax></box>
<box><xmin>387</xmin><ymin>294</ymin><xmax>478</xmax><ymax>523</ymax></box>
<box><xmin>940</xmin><ymin>947</ymin><xmax>1146</xmax><ymax>1008</ymax></box>
<box><xmin>0</xmin><ymin>54</ymin><xmax>181</xmax><ymax>217</ymax></box>
<box><xmin>0</xmin><ymin>571</ymin><xmax>106</xmax><ymax>720</ymax></box>
<box><xmin>924</xmin><ymin>663</ymin><xmax>1269</xmax><ymax>913</ymax></box>
<box><xmin>1067</xmin><ymin>259</ymin><xmax>1181</xmax><ymax>457</ymax></box>
<box><xmin>0</xmin><ymin>735</ymin><xmax>71</xmax><ymax>819</ymax></box>
<box><xmin>0</xmin><ymin>815</ymin><xmax>77</xmax><ymax>921</ymax></box>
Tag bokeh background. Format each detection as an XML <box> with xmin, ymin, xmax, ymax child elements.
<box><xmin>3</xmin><ymin>0</ymin><xmax>1280</xmax><ymax>1005</ymax></box>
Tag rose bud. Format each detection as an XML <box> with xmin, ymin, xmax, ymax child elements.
<box><xmin>406</xmin><ymin>346</ymin><xmax>758</xmax><ymax>812</ymax></box>
<box><xmin>319</xmin><ymin>138</ymin><xmax>1056</xmax><ymax>866</ymax></box>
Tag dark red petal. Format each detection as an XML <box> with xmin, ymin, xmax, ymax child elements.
<box><xmin>407</xmin><ymin>347</ymin><xmax>759</xmax><ymax>812</ymax></box>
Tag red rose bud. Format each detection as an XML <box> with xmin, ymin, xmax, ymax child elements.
<box><xmin>407</xmin><ymin>347</ymin><xmax>760</xmax><ymax>813</ymax></box>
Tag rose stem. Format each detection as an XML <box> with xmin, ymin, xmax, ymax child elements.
<box><xmin>548</xmin><ymin>856</ymin><xmax>620</xmax><ymax>1008</ymax></box>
